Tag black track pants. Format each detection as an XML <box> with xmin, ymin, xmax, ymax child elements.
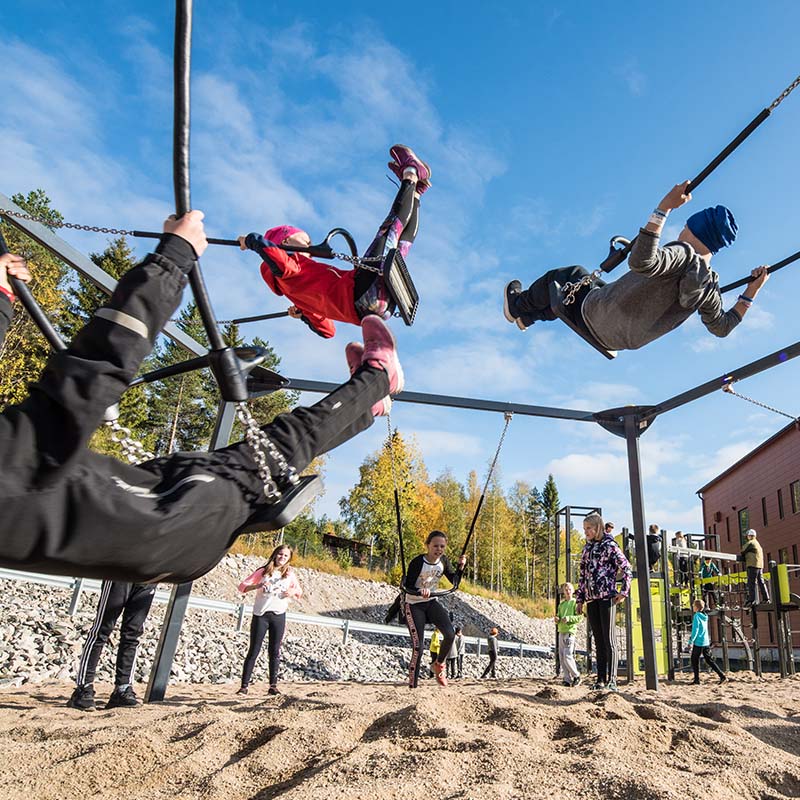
<box><xmin>691</xmin><ymin>645</ymin><xmax>725</xmax><ymax>681</ymax></box>
<box><xmin>76</xmin><ymin>581</ymin><xmax>156</xmax><ymax>687</ymax></box>
<box><xmin>746</xmin><ymin>567</ymin><xmax>770</xmax><ymax>605</ymax></box>
<box><xmin>0</xmin><ymin>248</ymin><xmax>387</xmax><ymax>584</ymax></box>
<box><xmin>516</xmin><ymin>265</ymin><xmax>591</xmax><ymax>321</ymax></box>
<box><xmin>402</xmin><ymin>599</ymin><xmax>455</xmax><ymax>688</ymax></box>
<box><xmin>241</xmin><ymin>611</ymin><xmax>286</xmax><ymax>688</ymax></box>
<box><xmin>481</xmin><ymin>652</ymin><xmax>497</xmax><ymax>679</ymax></box>
<box><xmin>586</xmin><ymin>599</ymin><xmax>618</xmax><ymax>684</ymax></box>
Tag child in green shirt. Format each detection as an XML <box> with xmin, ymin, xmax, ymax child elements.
<box><xmin>555</xmin><ymin>582</ymin><xmax>582</xmax><ymax>686</ymax></box>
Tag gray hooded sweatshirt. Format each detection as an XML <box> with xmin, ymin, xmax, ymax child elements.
<box><xmin>581</xmin><ymin>227</ymin><xmax>742</xmax><ymax>351</ymax></box>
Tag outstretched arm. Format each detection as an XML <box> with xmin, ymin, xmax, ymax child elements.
<box><xmin>239</xmin><ymin>233</ymin><xmax>300</xmax><ymax>279</ymax></box>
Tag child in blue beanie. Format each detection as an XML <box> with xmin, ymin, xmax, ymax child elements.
<box><xmin>504</xmin><ymin>180</ymin><xmax>769</xmax><ymax>352</ymax></box>
<box><xmin>689</xmin><ymin>598</ymin><xmax>726</xmax><ymax>685</ymax></box>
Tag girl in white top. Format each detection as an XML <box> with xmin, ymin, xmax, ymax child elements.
<box><xmin>237</xmin><ymin>545</ymin><xmax>302</xmax><ymax>696</ymax></box>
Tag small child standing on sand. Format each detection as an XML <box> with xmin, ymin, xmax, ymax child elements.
<box><xmin>688</xmin><ymin>598</ymin><xmax>726</xmax><ymax>685</ymax></box>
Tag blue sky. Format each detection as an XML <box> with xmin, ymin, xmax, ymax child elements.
<box><xmin>4</xmin><ymin>1</ymin><xmax>800</xmax><ymax>536</ymax></box>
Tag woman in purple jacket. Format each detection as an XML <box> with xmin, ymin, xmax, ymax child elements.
<box><xmin>575</xmin><ymin>513</ymin><xmax>632</xmax><ymax>692</ymax></box>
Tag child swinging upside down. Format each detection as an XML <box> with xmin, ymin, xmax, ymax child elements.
<box><xmin>504</xmin><ymin>180</ymin><xmax>770</xmax><ymax>352</ymax></box>
<box><xmin>239</xmin><ymin>144</ymin><xmax>430</xmax><ymax>339</ymax></box>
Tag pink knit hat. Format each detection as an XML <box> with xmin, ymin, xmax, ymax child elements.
<box><xmin>265</xmin><ymin>225</ymin><xmax>305</xmax><ymax>245</ymax></box>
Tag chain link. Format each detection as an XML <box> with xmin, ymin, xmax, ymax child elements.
<box><xmin>105</xmin><ymin>418</ymin><xmax>156</xmax><ymax>464</ymax></box>
<box><xmin>722</xmin><ymin>383</ymin><xmax>797</xmax><ymax>421</ymax></box>
<box><xmin>480</xmin><ymin>412</ymin><xmax>513</xmax><ymax>496</ymax></box>
<box><xmin>769</xmin><ymin>74</ymin><xmax>800</xmax><ymax>111</ymax></box>
<box><xmin>0</xmin><ymin>206</ymin><xmax>135</xmax><ymax>236</ymax></box>
<box><xmin>562</xmin><ymin>269</ymin><xmax>602</xmax><ymax>306</ymax></box>
<box><xmin>236</xmin><ymin>401</ymin><xmax>299</xmax><ymax>501</ymax></box>
<box><xmin>331</xmin><ymin>251</ymin><xmax>384</xmax><ymax>273</ymax></box>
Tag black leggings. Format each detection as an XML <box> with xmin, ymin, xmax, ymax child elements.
<box><xmin>402</xmin><ymin>599</ymin><xmax>455</xmax><ymax>688</ymax></box>
<box><xmin>354</xmin><ymin>179</ymin><xmax>419</xmax><ymax>317</ymax></box>
<box><xmin>241</xmin><ymin>612</ymin><xmax>287</xmax><ymax>688</ymax></box>
<box><xmin>0</xmin><ymin>247</ymin><xmax>387</xmax><ymax>585</ymax></box>
<box><xmin>481</xmin><ymin>652</ymin><xmax>497</xmax><ymax>679</ymax></box>
<box><xmin>586</xmin><ymin>599</ymin><xmax>618</xmax><ymax>684</ymax></box>
<box><xmin>691</xmin><ymin>645</ymin><xmax>724</xmax><ymax>681</ymax></box>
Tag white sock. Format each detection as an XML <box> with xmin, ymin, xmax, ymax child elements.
<box><xmin>402</xmin><ymin>167</ymin><xmax>418</xmax><ymax>182</ymax></box>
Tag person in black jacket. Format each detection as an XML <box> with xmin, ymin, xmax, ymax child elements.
<box><xmin>0</xmin><ymin>214</ymin><xmax>403</xmax><ymax>585</ymax></box>
<box><xmin>402</xmin><ymin>530</ymin><xmax>467</xmax><ymax>689</ymax></box>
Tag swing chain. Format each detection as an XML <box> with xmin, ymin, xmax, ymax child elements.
<box><xmin>562</xmin><ymin>269</ymin><xmax>603</xmax><ymax>306</ymax></box>
<box><xmin>0</xmin><ymin>207</ymin><xmax>387</xmax><ymax>273</ymax></box>
<box><xmin>769</xmin><ymin>74</ymin><xmax>800</xmax><ymax>112</ymax></box>
<box><xmin>722</xmin><ymin>383</ymin><xmax>798</xmax><ymax>422</ymax></box>
<box><xmin>235</xmin><ymin>401</ymin><xmax>299</xmax><ymax>501</ymax></box>
<box><xmin>331</xmin><ymin>251</ymin><xmax>385</xmax><ymax>273</ymax></box>
<box><xmin>0</xmin><ymin>207</ymin><xmax>135</xmax><ymax>237</ymax></box>
<box><xmin>105</xmin><ymin>418</ymin><xmax>156</xmax><ymax>464</ymax></box>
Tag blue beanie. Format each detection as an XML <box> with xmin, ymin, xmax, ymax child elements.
<box><xmin>686</xmin><ymin>205</ymin><xmax>737</xmax><ymax>254</ymax></box>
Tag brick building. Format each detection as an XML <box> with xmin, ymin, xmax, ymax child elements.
<box><xmin>697</xmin><ymin>421</ymin><xmax>800</xmax><ymax>565</ymax></box>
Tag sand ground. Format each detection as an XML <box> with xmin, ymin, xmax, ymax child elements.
<box><xmin>1</xmin><ymin>674</ymin><xmax>799</xmax><ymax>800</ymax></box>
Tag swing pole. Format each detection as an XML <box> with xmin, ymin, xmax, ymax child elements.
<box><xmin>600</xmin><ymin>74</ymin><xmax>800</xmax><ymax>274</ymax></box>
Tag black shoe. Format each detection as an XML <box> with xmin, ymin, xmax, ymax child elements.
<box><xmin>67</xmin><ymin>684</ymin><xmax>96</xmax><ymax>712</ymax></box>
<box><xmin>267</xmin><ymin>685</ymin><xmax>281</xmax><ymax>696</ymax></box>
<box><xmin>719</xmin><ymin>674</ymin><xmax>727</xmax><ymax>684</ymax></box>
<box><xmin>571</xmin><ymin>676</ymin><xmax>582</xmax><ymax>687</ymax></box>
<box><xmin>591</xmin><ymin>681</ymin><xmax>606</xmax><ymax>691</ymax></box>
<box><xmin>504</xmin><ymin>280</ymin><xmax>531</xmax><ymax>330</ymax></box>
<box><xmin>691</xmin><ymin>678</ymin><xmax>701</xmax><ymax>685</ymax></box>
<box><xmin>105</xmin><ymin>685</ymin><xmax>140</xmax><ymax>709</ymax></box>
<box><xmin>236</xmin><ymin>686</ymin><xmax>249</xmax><ymax>696</ymax></box>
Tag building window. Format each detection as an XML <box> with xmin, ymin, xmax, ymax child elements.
<box><xmin>779</xmin><ymin>547</ymin><xmax>789</xmax><ymax>564</ymax></box>
<box><xmin>792</xmin><ymin>481</ymin><xmax>800</xmax><ymax>514</ymax></box>
<box><xmin>778</xmin><ymin>488</ymin><xmax>785</xmax><ymax>520</ymax></box>
<box><xmin>761</xmin><ymin>497</ymin><xmax>768</xmax><ymax>527</ymax></box>
<box><xmin>793</xmin><ymin>544</ymin><xmax>798</xmax><ymax>564</ymax></box>
<box><xmin>738</xmin><ymin>508</ymin><xmax>749</xmax><ymax>544</ymax></box>
<box><xmin>726</xmin><ymin>516</ymin><xmax>731</xmax><ymax>543</ymax></box>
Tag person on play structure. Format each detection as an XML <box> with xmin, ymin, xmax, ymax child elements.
<box><xmin>0</xmin><ymin>212</ymin><xmax>403</xmax><ymax>585</ymax></box>
<box><xmin>238</xmin><ymin>144</ymin><xmax>430</xmax><ymax>339</ymax></box>
<box><xmin>503</xmin><ymin>180</ymin><xmax>770</xmax><ymax>351</ymax></box>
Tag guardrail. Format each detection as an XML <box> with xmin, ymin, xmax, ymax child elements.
<box><xmin>0</xmin><ymin>568</ymin><xmax>553</xmax><ymax>659</ymax></box>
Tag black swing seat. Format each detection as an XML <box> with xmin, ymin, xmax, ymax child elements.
<box><xmin>382</xmin><ymin>248</ymin><xmax>419</xmax><ymax>326</ymax></box>
<box><xmin>548</xmin><ymin>280</ymin><xmax>617</xmax><ymax>360</ymax></box>
<box><xmin>234</xmin><ymin>474</ymin><xmax>322</xmax><ymax>535</ymax></box>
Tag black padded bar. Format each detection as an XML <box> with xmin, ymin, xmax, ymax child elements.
<box><xmin>0</xmin><ymin>230</ymin><xmax>67</xmax><ymax>352</ymax></box>
<box><xmin>719</xmin><ymin>248</ymin><xmax>800</xmax><ymax>294</ymax></box>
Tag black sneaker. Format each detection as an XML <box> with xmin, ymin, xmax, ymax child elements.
<box><xmin>105</xmin><ymin>685</ymin><xmax>140</xmax><ymax>709</ymax></box>
<box><xmin>267</xmin><ymin>686</ymin><xmax>281</xmax><ymax>696</ymax></box>
<box><xmin>503</xmin><ymin>281</ymin><xmax>530</xmax><ymax>330</ymax></box>
<box><xmin>571</xmin><ymin>676</ymin><xmax>582</xmax><ymax>687</ymax></box>
<box><xmin>719</xmin><ymin>674</ymin><xmax>727</xmax><ymax>684</ymax></box>
<box><xmin>66</xmin><ymin>684</ymin><xmax>96</xmax><ymax>712</ymax></box>
<box><xmin>691</xmin><ymin>678</ymin><xmax>701</xmax><ymax>685</ymax></box>
<box><xmin>591</xmin><ymin>681</ymin><xmax>607</xmax><ymax>691</ymax></box>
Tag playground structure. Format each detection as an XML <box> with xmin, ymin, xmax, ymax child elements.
<box><xmin>4</xmin><ymin>2</ymin><xmax>800</xmax><ymax>699</ymax></box>
<box><xmin>556</xmin><ymin>518</ymin><xmax>800</xmax><ymax>682</ymax></box>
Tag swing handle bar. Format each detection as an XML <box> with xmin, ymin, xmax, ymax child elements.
<box><xmin>0</xmin><ymin>230</ymin><xmax>67</xmax><ymax>352</ymax></box>
<box><xmin>131</xmin><ymin>226</ymin><xmax>360</xmax><ymax>260</ymax></box>
<box><xmin>599</xmin><ymin>97</ymin><xmax>781</xmax><ymax>275</ymax></box>
<box><xmin>718</xmin><ymin>248</ymin><xmax>800</xmax><ymax>294</ymax></box>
